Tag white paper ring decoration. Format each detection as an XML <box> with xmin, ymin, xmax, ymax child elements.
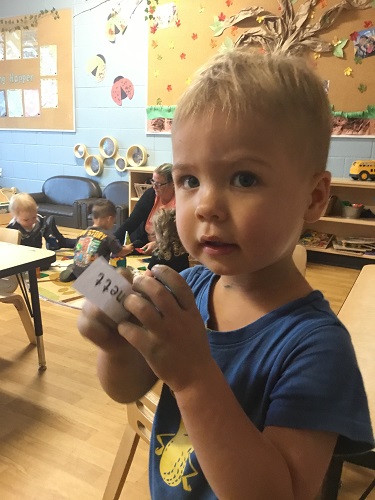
<box><xmin>126</xmin><ymin>145</ymin><xmax>148</xmax><ymax>167</ymax></box>
<box><xmin>74</xmin><ymin>144</ymin><xmax>88</xmax><ymax>159</ymax></box>
<box><xmin>115</xmin><ymin>155</ymin><xmax>128</xmax><ymax>172</ymax></box>
<box><xmin>99</xmin><ymin>136</ymin><xmax>118</xmax><ymax>159</ymax></box>
<box><xmin>84</xmin><ymin>155</ymin><xmax>104</xmax><ymax>176</ymax></box>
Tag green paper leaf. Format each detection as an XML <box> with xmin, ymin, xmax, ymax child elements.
<box><xmin>358</xmin><ymin>84</ymin><xmax>367</xmax><ymax>93</ymax></box>
<box><xmin>220</xmin><ymin>37</ymin><xmax>235</xmax><ymax>52</ymax></box>
<box><xmin>354</xmin><ymin>56</ymin><xmax>363</xmax><ymax>64</ymax></box>
<box><xmin>210</xmin><ymin>18</ymin><xmax>224</xmax><ymax>35</ymax></box>
<box><xmin>333</xmin><ymin>39</ymin><xmax>348</xmax><ymax>58</ymax></box>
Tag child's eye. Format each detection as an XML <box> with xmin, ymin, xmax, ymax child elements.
<box><xmin>181</xmin><ymin>176</ymin><xmax>200</xmax><ymax>189</ymax></box>
<box><xmin>232</xmin><ymin>172</ymin><xmax>257</xmax><ymax>188</ymax></box>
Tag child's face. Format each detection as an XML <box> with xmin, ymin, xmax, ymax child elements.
<box><xmin>16</xmin><ymin>209</ymin><xmax>37</xmax><ymax>230</ymax></box>
<box><xmin>172</xmin><ymin>113</ymin><xmax>323</xmax><ymax>277</ymax></box>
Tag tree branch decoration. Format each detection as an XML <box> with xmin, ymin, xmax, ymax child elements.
<box><xmin>212</xmin><ymin>0</ymin><xmax>373</xmax><ymax>56</ymax></box>
<box><xmin>0</xmin><ymin>8</ymin><xmax>59</xmax><ymax>33</ymax></box>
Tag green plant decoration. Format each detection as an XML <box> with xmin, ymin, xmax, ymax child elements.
<box><xmin>0</xmin><ymin>8</ymin><xmax>59</xmax><ymax>33</ymax></box>
<box><xmin>358</xmin><ymin>83</ymin><xmax>367</xmax><ymax>93</ymax></box>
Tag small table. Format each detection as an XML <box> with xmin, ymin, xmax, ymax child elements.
<box><xmin>0</xmin><ymin>242</ymin><xmax>56</xmax><ymax>370</ymax></box>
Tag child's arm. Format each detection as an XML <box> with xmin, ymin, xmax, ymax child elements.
<box><xmin>120</xmin><ymin>265</ymin><xmax>338</xmax><ymax>499</ymax></box>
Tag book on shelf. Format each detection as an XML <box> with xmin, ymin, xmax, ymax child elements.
<box><xmin>299</xmin><ymin>230</ymin><xmax>334</xmax><ymax>249</ymax></box>
<box><xmin>332</xmin><ymin>236</ymin><xmax>375</xmax><ymax>254</ymax></box>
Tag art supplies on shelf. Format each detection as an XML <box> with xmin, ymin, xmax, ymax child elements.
<box><xmin>299</xmin><ymin>230</ymin><xmax>334</xmax><ymax>249</ymax></box>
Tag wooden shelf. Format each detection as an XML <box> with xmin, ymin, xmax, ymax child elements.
<box><xmin>305</xmin><ymin>178</ymin><xmax>375</xmax><ymax>267</ymax></box>
<box><xmin>126</xmin><ymin>166</ymin><xmax>155</xmax><ymax>213</ymax></box>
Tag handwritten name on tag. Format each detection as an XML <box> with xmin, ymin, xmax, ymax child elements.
<box><xmin>73</xmin><ymin>257</ymin><xmax>133</xmax><ymax>323</ymax></box>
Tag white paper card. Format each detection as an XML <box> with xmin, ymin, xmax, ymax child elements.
<box><xmin>73</xmin><ymin>257</ymin><xmax>133</xmax><ymax>323</ymax></box>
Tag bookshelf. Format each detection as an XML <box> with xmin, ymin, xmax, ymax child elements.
<box><xmin>304</xmin><ymin>178</ymin><xmax>375</xmax><ymax>267</ymax></box>
<box><xmin>127</xmin><ymin>166</ymin><xmax>155</xmax><ymax>213</ymax></box>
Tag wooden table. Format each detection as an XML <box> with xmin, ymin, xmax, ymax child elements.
<box><xmin>322</xmin><ymin>264</ymin><xmax>375</xmax><ymax>499</ymax></box>
<box><xmin>0</xmin><ymin>242</ymin><xmax>56</xmax><ymax>370</ymax></box>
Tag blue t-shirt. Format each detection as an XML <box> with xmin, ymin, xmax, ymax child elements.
<box><xmin>149</xmin><ymin>266</ymin><xmax>374</xmax><ymax>499</ymax></box>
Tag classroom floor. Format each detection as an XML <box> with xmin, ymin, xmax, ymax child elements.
<box><xmin>0</xmin><ymin>223</ymin><xmax>373</xmax><ymax>499</ymax></box>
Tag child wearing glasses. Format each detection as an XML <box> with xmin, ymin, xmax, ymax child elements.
<box><xmin>78</xmin><ymin>49</ymin><xmax>373</xmax><ymax>498</ymax></box>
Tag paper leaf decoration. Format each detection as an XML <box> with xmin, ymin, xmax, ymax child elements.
<box><xmin>333</xmin><ymin>39</ymin><xmax>348</xmax><ymax>57</ymax></box>
<box><xmin>221</xmin><ymin>37</ymin><xmax>235</xmax><ymax>52</ymax></box>
<box><xmin>213</xmin><ymin>0</ymin><xmax>373</xmax><ymax>55</ymax></box>
<box><xmin>358</xmin><ymin>83</ymin><xmax>367</xmax><ymax>93</ymax></box>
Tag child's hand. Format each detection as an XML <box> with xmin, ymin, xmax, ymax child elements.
<box><xmin>121</xmin><ymin>243</ymin><xmax>134</xmax><ymax>256</ymax></box>
<box><xmin>78</xmin><ymin>299</ymin><xmax>126</xmax><ymax>352</ymax></box>
<box><xmin>140</xmin><ymin>241</ymin><xmax>156</xmax><ymax>255</ymax></box>
<box><xmin>118</xmin><ymin>265</ymin><xmax>213</xmax><ymax>393</ymax></box>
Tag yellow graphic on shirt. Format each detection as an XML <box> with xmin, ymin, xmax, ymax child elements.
<box><xmin>155</xmin><ymin>418</ymin><xmax>198</xmax><ymax>491</ymax></box>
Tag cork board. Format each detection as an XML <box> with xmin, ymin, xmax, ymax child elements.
<box><xmin>0</xmin><ymin>9</ymin><xmax>74</xmax><ymax>131</ymax></box>
<box><xmin>147</xmin><ymin>0</ymin><xmax>375</xmax><ymax>135</ymax></box>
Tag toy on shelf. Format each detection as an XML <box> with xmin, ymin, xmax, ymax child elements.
<box><xmin>349</xmin><ymin>160</ymin><xmax>375</xmax><ymax>181</ymax></box>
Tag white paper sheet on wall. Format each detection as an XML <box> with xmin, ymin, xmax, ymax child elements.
<box><xmin>24</xmin><ymin>89</ymin><xmax>40</xmax><ymax>117</ymax></box>
<box><xmin>7</xmin><ymin>89</ymin><xmax>23</xmax><ymax>117</ymax></box>
<box><xmin>0</xmin><ymin>33</ymin><xmax>4</xmax><ymax>61</ymax></box>
<box><xmin>41</xmin><ymin>78</ymin><xmax>58</xmax><ymax>108</ymax></box>
<box><xmin>40</xmin><ymin>45</ymin><xmax>57</xmax><ymax>76</ymax></box>
<box><xmin>5</xmin><ymin>30</ymin><xmax>21</xmax><ymax>60</ymax></box>
<box><xmin>22</xmin><ymin>29</ymin><xmax>39</xmax><ymax>59</ymax></box>
<box><xmin>0</xmin><ymin>91</ymin><xmax>6</xmax><ymax>117</ymax></box>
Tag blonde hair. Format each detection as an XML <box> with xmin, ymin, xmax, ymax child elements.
<box><xmin>173</xmin><ymin>48</ymin><xmax>332</xmax><ymax>172</ymax></box>
<box><xmin>153</xmin><ymin>208</ymin><xmax>186</xmax><ymax>260</ymax></box>
<box><xmin>9</xmin><ymin>192</ymin><xmax>38</xmax><ymax>215</ymax></box>
<box><xmin>155</xmin><ymin>163</ymin><xmax>173</xmax><ymax>183</ymax></box>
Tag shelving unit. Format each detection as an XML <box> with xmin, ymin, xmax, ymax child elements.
<box><xmin>126</xmin><ymin>166</ymin><xmax>155</xmax><ymax>213</ymax></box>
<box><xmin>305</xmin><ymin>178</ymin><xmax>375</xmax><ymax>268</ymax></box>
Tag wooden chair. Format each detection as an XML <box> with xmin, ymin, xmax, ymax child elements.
<box><xmin>102</xmin><ymin>381</ymin><xmax>162</xmax><ymax>500</ymax></box>
<box><xmin>293</xmin><ymin>244</ymin><xmax>307</xmax><ymax>276</ymax></box>
<box><xmin>0</xmin><ymin>227</ymin><xmax>36</xmax><ymax>344</ymax></box>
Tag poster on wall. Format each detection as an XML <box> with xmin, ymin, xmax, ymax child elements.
<box><xmin>147</xmin><ymin>0</ymin><xmax>375</xmax><ymax>137</ymax></box>
<box><xmin>0</xmin><ymin>9</ymin><xmax>74</xmax><ymax>131</ymax></box>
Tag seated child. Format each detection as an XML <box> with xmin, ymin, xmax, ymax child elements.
<box><xmin>145</xmin><ymin>208</ymin><xmax>189</xmax><ymax>276</ymax></box>
<box><xmin>7</xmin><ymin>192</ymin><xmax>76</xmax><ymax>251</ymax></box>
<box><xmin>59</xmin><ymin>199</ymin><xmax>133</xmax><ymax>282</ymax></box>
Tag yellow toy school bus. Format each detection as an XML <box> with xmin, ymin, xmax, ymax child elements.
<box><xmin>349</xmin><ymin>160</ymin><xmax>375</xmax><ymax>181</ymax></box>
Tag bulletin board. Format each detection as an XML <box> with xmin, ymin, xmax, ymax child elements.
<box><xmin>0</xmin><ymin>9</ymin><xmax>74</xmax><ymax>131</ymax></box>
<box><xmin>147</xmin><ymin>0</ymin><xmax>375</xmax><ymax>136</ymax></box>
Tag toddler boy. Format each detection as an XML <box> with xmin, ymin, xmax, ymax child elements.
<box><xmin>7</xmin><ymin>192</ymin><xmax>75</xmax><ymax>251</ymax></box>
<box><xmin>59</xmin><ymin>199</ymin><xmax>133</xmax><ymax>282</ymax></box>
<box><xmin>78</xmin><ymin>49</ymin><xmax>373</xmax><ymax>499</ymax></box>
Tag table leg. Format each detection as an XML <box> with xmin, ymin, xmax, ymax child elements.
<box><xmin>28</xmin><ymin>268</ymin><xmax>47</xmax><ymax>370</ymax></box>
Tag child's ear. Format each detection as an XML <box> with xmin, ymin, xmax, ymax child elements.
<box><xmin>303</xmin><ymin>171</ymin><xmax>331</xmax><ymax>224</ymax></box>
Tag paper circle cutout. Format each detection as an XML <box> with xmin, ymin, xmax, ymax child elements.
<box><xmin>84</xmin><ymin>155</ymin><xmax>104</xmax><ymax>176</ymax></box>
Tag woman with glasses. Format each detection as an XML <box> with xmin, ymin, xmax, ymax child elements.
<box><xmin>114</xmin><ymin>163</ymin><xmax>176</xmax><ymax>255</ymax></box>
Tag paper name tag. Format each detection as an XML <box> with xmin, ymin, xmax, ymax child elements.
<box><xmin>73</xmin><ymin>256</ymin><xmax>133</xmax><ymax>323</ymax></box>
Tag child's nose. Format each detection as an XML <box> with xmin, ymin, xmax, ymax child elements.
<box><xmin>194</xmin><ymin>187</ymin><xmax>226</xmax><ymax>221</ymax></box>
